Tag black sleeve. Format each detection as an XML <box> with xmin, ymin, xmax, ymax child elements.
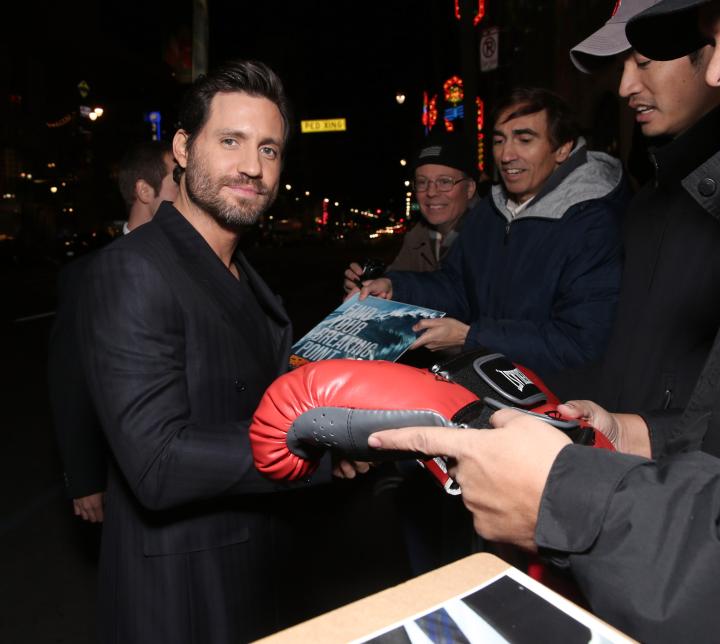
<box><xmin>77</xmin><ymin>247</ymin><xmax>304</xmax><ymax>511</ymax></box>
<box><xmin>536</xmin><ymin>445</ymin><xmax>720</xmax><ymax>643</ymax></box>
<box><xmin>638</xmin><ymin>408</ymin><xmax>683</xmax><ymax>458</ymax></box>
<box><xmin>47</xmin><ymin>258</ymin><xmax>107</xmax><ymax>499</ymax></box>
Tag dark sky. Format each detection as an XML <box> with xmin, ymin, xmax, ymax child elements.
<box><xmin>5</xmin><ymin>0</ymin><xmax>471</xmax><ymax>212</ymax></box>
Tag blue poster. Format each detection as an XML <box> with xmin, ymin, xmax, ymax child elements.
<box><xmin>289</xmin><ymin>294</ymin><xmax>445</xmax><ymax>368</ymax></box>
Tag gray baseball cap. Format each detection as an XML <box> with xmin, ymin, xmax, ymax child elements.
<box><xmin>627</xmin><ymin>0</ymin><xmax>713</xmax><ymax>61</ymax></box>
<box><xmin>570</xmin><ymin>0</ymin><xmax>662</xmax><ymax>73</ymax></box>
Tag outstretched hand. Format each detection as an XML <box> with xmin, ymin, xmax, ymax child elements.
<box><xmin>368</xmin><ymin>409</ymin><xmax>571</xmax><ymax>551</ymax></box>
<box><xmin>410</xmin><ymin>317</ymin><xmax>469</xmax><ymax>351</ymax></box>
<box><xmin>557</xmin><ymin>400</ymin><xmax>651</xmax><ymax>457</ymax></box>
<box><xmin>332</xmin><ymin>459</ymin><xmax>372</xmax><ymax>479</ymax></box>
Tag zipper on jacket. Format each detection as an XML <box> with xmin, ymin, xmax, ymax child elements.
<box><xmin>662</xmin><ymin>373</ymin><xmax>674</xmax><ymax>409</ymax></box>
<box><xmin>651</xmin><ymin>152</ymin><xmax>660</xmax><ymax>189</ymax></box>
<box><xmin>662</xmin><ymin>388</ymin><xmax>672</xmax><ymax>409</ymax></box>
<box><xmin>504</xmin><ymin>221</ymin><xmax>511</xmax><ymax>245</ymax></box>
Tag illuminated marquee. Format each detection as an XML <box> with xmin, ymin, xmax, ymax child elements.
<box><xmin>454</xmin><ymin>0</ymin><xmax>486</xmax><ymax>26</ymax></box>
<box><xmin>422</xmin><ymin>92</ymin><xmax>438</xmax><ymax>134</ymax></box>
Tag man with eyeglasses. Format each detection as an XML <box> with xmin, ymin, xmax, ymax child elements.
<box><xmin>344</xmin><ymin>131</ymin><xmax>477</xmax><ymax>286</ymax></box>
<box><xmin>354</xmin><ymin>87</ymin><xmax>627</xmax><ymax>379</ymax></box>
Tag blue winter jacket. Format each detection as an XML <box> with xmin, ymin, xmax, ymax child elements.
<box><xmin>387</xmin><ymin>143</ymin><xmax>628</xmax><ymax>376</ymax></box>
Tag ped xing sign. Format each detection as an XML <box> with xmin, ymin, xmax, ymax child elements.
<box><xmin>301</xmin><ymin>118</ymin><xmax>347</xmax><ymax>133</ymax></box>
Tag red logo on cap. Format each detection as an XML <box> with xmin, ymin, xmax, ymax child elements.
<box><xmin>611</xmin><ymin>0</ymin><xmax>622</xmax><ymax>17</ymax></box>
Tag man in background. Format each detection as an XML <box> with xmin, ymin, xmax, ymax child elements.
<box><xmin>117</xmin><ymin>141</ymin><xmax>177</xmax><ymax>233</ymax></box>
<box><xmin>48</xmin><ymin>140</ymin><xmax>177</xmax><ymax>523</ymax></box>
<box><xmin>344</xmin><ymin>131</ymin><xmax>477</xmax><ymax>287</ymax></box>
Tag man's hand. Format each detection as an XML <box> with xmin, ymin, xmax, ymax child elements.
<box><xmin>343</xmin><ymin>262</ymin><xmax>365</xmax><ymax>295</ymax></box>
<box><xmin>368</xmin><ymin>409</ymin><xmax>571</xmax><ymax>551</ymax></box>
<box><xmin>73</xmin><ymin>492</ymin><xmax>105</xmax><ymax>523</ymax></box>
<box><xmin>332</xmin><ymin>459</ymin><xmax>372</xmax><ymax>479</ymax></box>
<box><xmin>410</xmin><ymin>317</ymin><xmax>469</xmax><ymax>351</ymax></box>
<box><xmin>357</xmin><ymin>278</ymin><xmax>393</xmax><ymax>301</ymax></box>
<box><xmin>557</xmin><ymin>400</ymin><xmax>651</xmax><ymax>457</ymax></box>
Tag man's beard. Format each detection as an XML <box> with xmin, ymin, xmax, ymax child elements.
<box><xmin>184</xmin><ymin>149</ymin><xmax>277</xmax><ymax>228</ymax></box>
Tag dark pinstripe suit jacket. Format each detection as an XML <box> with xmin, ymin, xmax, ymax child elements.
<box><xmin>79</xmin><ymin>203</ymin><xmax>319</xmax><ymax>643</ymax></box>
<box><xmin>48</xmin><ymin>252</ymin><xmax>107</xmax><ymax>499</ymax></box>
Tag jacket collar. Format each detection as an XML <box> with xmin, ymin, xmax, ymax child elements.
<box><xmin>650</xmin><ymin>104</ymin><xmax>720</xmax><ymax>186</ymax></box>
<box><xmin>526</xmin><ymin>140</ymin><xmax>588</xmax><ymax>208</ymax></box>
<box><xmin>491</xmin><ymin>139</ymin><xmax>589</xmax><ymax>215</ymax></box>
<box><xmin>415</xmin><ymin>206</ymin><xmax>471</xmax><ymax>241</ymax></box>
<box><xmin>152</xmin><ymin>202</ymin><xmax>289</xmax><ymax>329</ymax></box>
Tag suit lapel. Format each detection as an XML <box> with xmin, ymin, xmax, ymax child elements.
<box><xmin>152</xmin><ymin>204</ymin><xmax>291</xmax><ymax>364</ymax></box>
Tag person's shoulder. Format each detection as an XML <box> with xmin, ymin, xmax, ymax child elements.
<box><xmin>560</xmin><ymin>155</ymin><xmax>628</xmax><ymax>218</ymax></box>
<box><xmin>56</xmin><ymin>251</ymin><xmax>99</xmax><ymax>305</ymax></box>
<box><xmin>461</xmin><ymin>196</ymin><xmax>496</xmax><ymax>228</ymax></box>
<box><xmin>404</xmin><ymin>220</ymin><xmax>428</xmax><ymax>236</ymax></box>
<box><xmin>568</xmin><ymin>152</ymin><xmax>624</xmax><ymax>200</ymax></box>
<box><xmin>58</xmin><ymin>250</ymin><xmax>96</xmax><ymax>284</ymax></box>
<box><xmin>101</xmin><ymin>216</ymin><xmax>169</xmax><ymax>261</ymax></box>
<box><xmin>84</xmin><ymin>225</ymin><xmax>170</xmax><ymax>287</ymax></box>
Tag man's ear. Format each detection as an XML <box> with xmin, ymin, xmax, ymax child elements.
<box><xmin>554</xmin><ymin>140</ymin><xmax>574</xmax><ymax>165</ymax></box>
<box><xmin>465</xmin><ymin>178</ymin><xmax>477</xmax><ymax>200</ymax></box>
<box><xmin>134</xmin><ymin>179</ymin><xmax>156</xmax><ymax>205</ymax></box>
<box><xmin>173</xmin><ymin>129</ymin><xmax>190</xmax><ymax>170</ymax></box>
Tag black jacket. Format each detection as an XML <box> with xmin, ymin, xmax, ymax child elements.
<box><xmin>78</xmin><ymin>204</ymin><xmax>328</xmax><ymax>643</ymax></box>
<box><xmin>644</xmin><ymin>322</ymin><xmax>720</xmax><ymax>460</ymax></box>
<box><xmin>536</xmin><ymin>445</ymin><xmax>720</xmax><ymax>644</ymax></box>
<box><xmin>48</xmin><ymin>252</ymin><xmax>107</xmax><ymax>499</ymax></box>
<box><xmin>567</xmin><ymin>107</ymin><xmax>720</xmax><ymax>411</ymax></box>
<box><xmin>537</xmin><ymin>278</ymin><xmax>720</xmax><ymax>642</ymax></box>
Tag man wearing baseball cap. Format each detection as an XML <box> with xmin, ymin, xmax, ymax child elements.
<box><xmin>627</xmin><ymin>0</ymin><xmax>716</xmax><ymax>61</ymax></box>
<box><xmin>394</xmin><ymin>132</ymin><xmax>479</xmax><ymax>270</ymax></box>
<box><xmin>564</xmin><ymin>0</ymin><xmax>720</xmax><ymax>417</ymax></box>
<box><xmin>343</xmin><ymin>131</ymin><xmax>478</xmax><ymax>289</ymax></box>
<box><xmin>584</xmin><ymin>0</ymin><xmax>720</xmax><ymax>542</ymax></box>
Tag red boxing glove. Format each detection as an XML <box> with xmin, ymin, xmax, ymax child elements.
<box><xmin>250</xmin><ymin>351</ymin><xmax>613</xmax><ymax>490</ymax></box>
<box><xmin>250</xmin><ymin>359</ymin><xmax>480</xmax><ymax>481</ymax></box>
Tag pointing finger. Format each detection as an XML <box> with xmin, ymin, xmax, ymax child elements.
<box><xmin>368</xmin><ymin>426</ymin><xmax>467</xmax><ymax>459</ymax></box>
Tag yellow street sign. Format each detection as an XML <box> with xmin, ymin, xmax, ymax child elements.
<box><xmin>301</xmin><ymin>118</ymin><xmax>347</xmax><ymax>133</ymax></box>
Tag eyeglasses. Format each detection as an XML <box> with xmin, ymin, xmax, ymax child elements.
<box><xmin>412</xmin><ymin>176</ymin><xmax>468</xmax><ymax>193</ymax></box>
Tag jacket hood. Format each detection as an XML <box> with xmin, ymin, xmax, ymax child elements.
<box><xmin>491</xmin><ymin>138</ymin><xmax>624</xmax><ymax>222</ymax></box>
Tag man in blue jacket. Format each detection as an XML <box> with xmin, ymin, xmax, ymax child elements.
<box><xmin>354</xmin><ymin>87</ymin><xmax>627</xmax><ymax>378</ymax></box>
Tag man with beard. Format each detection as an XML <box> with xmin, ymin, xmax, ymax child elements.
<box><xmin>77</xmin><ymin>60</ymin><xmax>343</xmax><ymax>644</ymax></box>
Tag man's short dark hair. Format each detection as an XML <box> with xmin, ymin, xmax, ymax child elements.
<box><xmin>491</xmin><ymin>87</ymin><xmax>580</xmax><ymax>150</ymax></box>
<box><xmin>117</xmin><ymin>140</ymin><xmax>172</xmax><ymax>210</ymax></box>
<box><xmin>174</xmin><ymin>59</ymin><xmax>291</xmax><ymax>182</ymax></box>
